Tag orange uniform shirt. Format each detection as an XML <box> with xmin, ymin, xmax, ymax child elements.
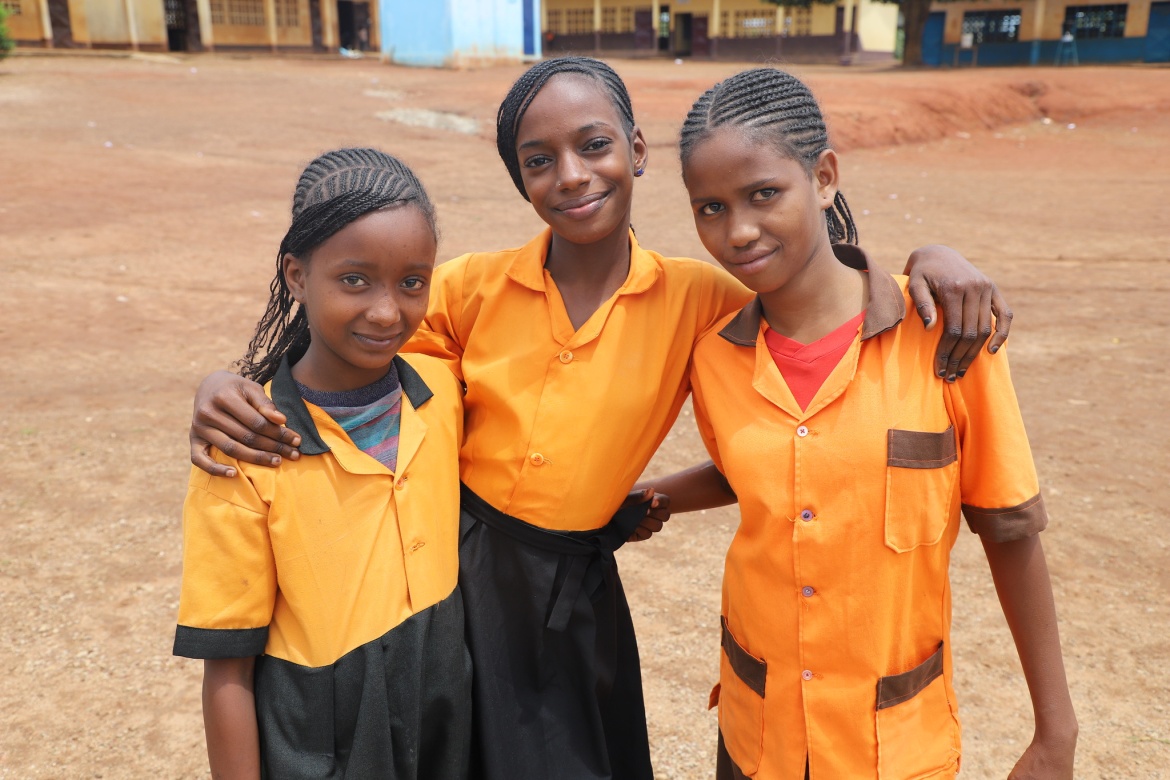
<box><xmin>406</xmin><ymin>228</ymin><xmax>751</xmax><ymax>531</ymax></box>
<box><xmin>690</xmin><ymin>245</ymin><xmax>1047</xmax><ymax>780</ymax></box>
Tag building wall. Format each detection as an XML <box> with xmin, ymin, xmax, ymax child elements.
<box><xmin>5</xmin><ymin>0</ymin><xmax>50</xmax><ymax>43</ymax></box>
<box><xmin>82</xmin><ymin>0</ymin><xmax>167</xmax><ymax>46</ymax></box>
<box><xmin>381</xmin><ymin>0</ymin><xmax>534</xmax><ymax>67</ymax></box>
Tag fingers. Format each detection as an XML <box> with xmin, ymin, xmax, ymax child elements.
<box><xmin>950</xmin><ymin>285</ymin><xmax>993</xmax><ymax>379</ymax></box>
<box><xmin>192</xmin><ymin>409</ymin><xmax>298</xmax><ymax>467</ymax></box>
<box><xmin>242</xmin><ymin>383</ymin><xmax>296</xmax><ymax>436</ymax></box>
<box><xmin>190</xmin><ymin>436</ymin><xmax>238</xmax><ymax>478</ymax></box>
<box><xmin>647</xmin><ymin>492</ymin><xmax>672</xmax><ymax>523</ymax></box>
<box><xmin>988</xmin><ymin>286</ymin><xmax>1013</xmax><ymax>354</ymax></box>
<box><xmin>622</xmin><ymin>486</ymin><xmax>654</xmax><ymax>507</ymax></box>
<box><xmin>906</xmin><ymin>275</ymin><xmax>938</xmax><ymax>330</ymax></box>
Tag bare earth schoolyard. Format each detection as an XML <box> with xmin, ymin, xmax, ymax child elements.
<box><xmin>1</xmin><ymin>52</ymin><xmax>1168</xmax><ymax>778</ymax></box>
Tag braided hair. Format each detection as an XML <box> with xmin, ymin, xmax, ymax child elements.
<box><xmin>496</xmin><ymin>56</ymin><xmax>636</xmax><ymax>201</ymax></box>
<box><xmin>679</xmin><ymin>68</ymin><xmax>858</xmax><ymax>245</ymax></box>
<box><xmin>238</xmin><ymin>147</ymin><xmax>437</xmax><ymax>384</ymax></box>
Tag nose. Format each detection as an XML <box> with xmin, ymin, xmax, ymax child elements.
<box><xmin>556</xmin><ymin>153</ymin><xmax>590</xmax><ymax>191</ymax></box>
<box><xmin>727</xmin><ymin>210</ymin><xmax>761</xmax><ymax>249</ymax></box>
<box><xmin>366</xmin><ymin>292</ymin><xmax>402</xmax><ymax>327</ymax></box>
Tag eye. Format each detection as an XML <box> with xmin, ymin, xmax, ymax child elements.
<box><xmin>401</xmin><ymin>276</ymin><xmax>428</xmax><ymax>292</ymax></box>
<box><xmin>750</xmin><ymin>188</ymin><xmax>778</xmax><ymax>202</ymax></box>
<box><xmin>698</xmin><ymin>202</ymin><xmax>724</xmax><ymax>217</ymax></box>
<box><xmin>583</xmin><ymin>137</ymin><xmax>612</xmax><ymax>153</ymax></box>
<box><xmin>341</xmin><ymin>274</ymin><xmax>367</xmax><ymax>287</ymax></box>
<box><xmin>523</xmin><ymin>154</ymin><xmax>552</xmax><ymax>169</ymax></box>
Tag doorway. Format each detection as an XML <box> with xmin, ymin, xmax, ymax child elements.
<box><xmin>165</xmin><ymin>0</ymin><xmax>187</xmax><ymax>50</ymax></box>
<box><xmin>46</xmin><ymin>0</ymin><xmax>74</xmax><ymax>47</ymax></box>
<box><xmin>672</xmin><ymin>11</ymin><xmax>692</xmax><ymax>55</ymax></box>
<box><xmin>337</xmin><ymin>0</ymin><xmax>370</xmax><ymax>50</ymax></box>
<box><xmin>1147</xmin><ymin>2</ymin><xmax>1170</xmax><ymax>61</ymax></box>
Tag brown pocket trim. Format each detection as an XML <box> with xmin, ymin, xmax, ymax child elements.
<box><xmin>963</xmin><ymin>492</ymin><xmax>1049</xmax><ymax>543</ymax></box>
<box><xmin>876</xmin><ymin>642</ymin><xmax>944</xmax><ymax>710</ymax></box>
<box><xmin>721</xmin><ymin>616</ymin><xmax>766</xmax><ymax>698</ymax></box>
<box><xmin>887</xmin><ymin>427</ymin><xmax>957</xmax><ymax>469</ymax></box>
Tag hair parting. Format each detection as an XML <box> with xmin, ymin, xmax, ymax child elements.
<box><xmin>238</xmin><ymin>147</ymin><xmax>437</xmax><ymax>384</ymax></box>
<box><xmin>679</xmin><ymin>68</ymin><xmax>858</xmax><ymax>245</ymax></box>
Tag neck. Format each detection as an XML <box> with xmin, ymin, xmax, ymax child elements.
<box><xmin>759</xmin><ymin>241</ymin><xmax>867</xmax><ymax>344</ymax></box>
<box><xmin>543</xmin><ymin>216</ymin><xmax>632</xmax><ymax>291</ymax></box>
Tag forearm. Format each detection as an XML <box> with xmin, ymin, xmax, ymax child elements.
<box><xmin>636</xmin><ymin>460</ymin><xmax>735</xmax><ymax>515</ymax></box>
<box><xmin>982</xmin><ymin>534</ymin><xmax>1077</xmax><ymax>738</ymax></box>
<box><xmin>203</xmin><ymin>658</ymin><xmax>261</xmax><ymax>780</ymax></box>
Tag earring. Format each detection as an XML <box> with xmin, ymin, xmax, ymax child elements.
<box><xmin>634</xmin><ymin>168</ymin><xmax>645</xmax><ymax>177</ymax></box>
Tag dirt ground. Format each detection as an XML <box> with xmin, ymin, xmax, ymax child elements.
<box><xmin>1</xmin><ymin>52</ymin><xmax>1168</xmax><ymax>779</ymax></box>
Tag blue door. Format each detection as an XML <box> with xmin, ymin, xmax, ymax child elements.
<box><xmin>922</xmin><ymin>12</ymin><xmax>946</xmax><ymax>66</ymax></box>
<box><xmin>1147</xmin><ymin>2</ymin><xmax>1170</xmax><ymax>62</ymax></box>
<box><xmin>523</xmin><ymin>0</ymin><xmax>538</xmax><ymax>56</ymax></box>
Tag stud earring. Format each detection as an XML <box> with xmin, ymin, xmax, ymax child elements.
<box><xmin>634</xmin><ymin>168</ymin><xmax>645</xmax><ymax>177</ymax></box>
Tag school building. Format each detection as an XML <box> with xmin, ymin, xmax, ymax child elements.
<box><xmin>922</xmin><ymin>0</ymin><xmax>1170</xmax><ymax>64</ymax></box>
<box><xmin>540</xmin><ymin>0</ymin><xmax>900</xmax><ymax>62</ymax></box>
<box><xmin>4</xmin><ymin>0</ymin><xmax>380</xmax><ymax>52</ymax></box>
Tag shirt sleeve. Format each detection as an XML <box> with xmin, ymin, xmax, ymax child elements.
<box><xmin>689</xmin><ymin>359</ymin><xmax>726</xmax><ymax>476</ymax></box>
<box><xmin>404</xmin><ymin>255</ymin><xmax>469</xmax><ymax>383</ymax></box>
<box><xmin>173</xmin><ymin>456</ymin><xmax>276</xmax><ymax>659</ymax></box>
<box><xmin>696</xmin><ymin>263</ymin><xmax>753</xmax><ymax>344</ymax></box>
<box><xmin>945</xmin><ymin>345</ymin><xmax>1048</xmax><ymax>542</ymax></box>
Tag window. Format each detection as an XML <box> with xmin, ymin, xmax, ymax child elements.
<box><xmin>1</xmin><ymin>0</ymin><xmax>22</xmax><ymax>15</ymax></box>
<box><xmin>546</xmin><ymin>8</ymin><xmax>562</xmax><ymax>33</ymax></box>
<box><xmin>1063</xmin><ymin>4</ymin><xmax>1127</xmax><ymax>38</ymax></box>
<box><xmin>961</xmin><ymin>9</ymin><xmax>1022</xmax><ymax>43</ymax></box>
<box><xmin>563</xmin><ymin>8</ymin><xmax>594</xmax><ymax>35</ymax></box>
<box><xmin>786</xmin><ymin>7</ymin><xmax>811</xmax><ymax>36</ymax></box>
<box><xmin>721</xmin><ymin>10</ymin><xmax>775</xmax><ymax>38</ymax></box>
<box><xmin>210</xmin><ymin>0</ymin><xmax>265</xmax><ymax>26</ymax></box>
<box><xmin>275</xmin><ymin>0</ymin><xmax>297</xmax><ymax>27</ymax></box>
<box><xmin>600</xmin><ymin>7</ymin><xmax>637</xmax><ymax>34</ymax></box>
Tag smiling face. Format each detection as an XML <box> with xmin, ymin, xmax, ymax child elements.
<box><xmin>283</xmin><ymin>205</ymin><xmax>436</xmax><ymax>392</ymax></box>
<box><xmin>514</xmin><ymin>73</ymin><xmax>647</xmax><ymax>246</ymax></box>
<box><xmin>684</xmin><ymin>126</ymin><xmax>839</xmax><ymax>294</ymax></box>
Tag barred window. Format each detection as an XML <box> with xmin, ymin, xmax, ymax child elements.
<box><xmin>732</xmin><ymin>10</ymin><xmax>775</xmax><ymax>38</ymax></box>
<box><xmin>1063</xmin><ymin>4</ymin><xmax>1127</xmax><ymax>38</ymax></box>
<box><xmin>786</xmin><ymin>7</ymin><xmax>811</xmax><ymax>36</ymax></box>
<box><xmin>1</xmin><ymin>0</ymin><xmax>22</xmax><ymax>15</ymax></box>
<box><xmin>212</xmin><ymin>0</ymin><xmax>264</xmax><ymax>26</ymax></box>
<box><xmin>600</xmin><ymin>6</ymin><xmax>636</xmax><ymax>33</ymax></box>
<box><xmin>275</xmin><ymin>0</ymin><xmax>298</xmax><ymax>28</ymax></box>
<box><xmin>961</xmin><ymin>9</ymin><xmax>1022</xmax><ymax>43</ymax></box>
<box><xmin>551</xmin><ymin>7</ymin><xmax>593</xmax><ymax>34</ymax></box>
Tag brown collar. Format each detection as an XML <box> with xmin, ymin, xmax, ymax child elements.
<box><xmin>717</xmin><ymin>244</ymin><xmax>906</xmax><ymax>347</ymax></box>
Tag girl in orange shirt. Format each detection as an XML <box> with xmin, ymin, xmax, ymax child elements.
<box><xmin>187</xmin><ymin>60</ymin><xmax>1015</xmax><ymax>780</ymax></box>
<box><xmin>655</xmin><ymin>68</ymin><xmax>1077</xmax><ymax>779</ymax></box>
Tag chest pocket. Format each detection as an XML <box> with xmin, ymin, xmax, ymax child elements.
<box><xmin>884</xmin><ymin>427</ymin><xmax>958</xmax><ymax>553</ymax></box>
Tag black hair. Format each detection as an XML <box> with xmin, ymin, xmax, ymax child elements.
<box><xmin>679</xmin><ymin>67</ymin><xmax>858</xmax><ymax>245</ymax></box>
<box><xmin>238</xmin><ymin>147</ymin><xmax>437</xmax><ymax>384</ymax></box>
<box><xmin>495</xmin><ymin>56</ymin><xmax>636</xmax><ymax>202</ymax></box>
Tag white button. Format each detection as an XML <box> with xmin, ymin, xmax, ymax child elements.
<box><xmin>800</xmin><ymin>509</ymin><xmax>814</xmax><ymax>522</ymax></box>
<box><xmin>802</xmin><ymin>586</ymin><xmax>816</xmax><ymax>598</ymax></box>
<box><xmin>530</xmin><ymin>453</ymin><xmax>545</xmax><ymax>466</ymax></box>
<box><xmin>797</xmin><ymin>426</ymin><xmax>809</xmax><ymax>437</ymax></box>
<box><xmin>801</xmin><ymin>669</ymin><xmax>814</xmax><ymax>681</ymax></box>
<box><xmin>559</xmin><ymin>350</ymin><xmax>574</xmax><ymax>364</ymax></box>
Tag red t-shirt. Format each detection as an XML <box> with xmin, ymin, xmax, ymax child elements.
<box><xmin>763</xmin><ymin>311</ymin><xmax>866</xmax><ymax>410</ymax></box>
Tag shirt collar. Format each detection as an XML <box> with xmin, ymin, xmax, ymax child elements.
<box><xmin>504</xmin><ymin>227</ymin><xmax>661</xmax><ymax>296</ymax></box>
<box><xmin>717</xmin><ymin>244</ymin><xmax>906</xmax><ymax>348</ymax></box>
<box><xmin>268</xmin><ymin>354</ymin><xmax>433</xmax><ymax>456</ymax></box>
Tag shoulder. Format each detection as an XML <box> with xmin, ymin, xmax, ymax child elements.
<box><xmin>397</xmin><ymin>353</ymin><xmax>463</xmax><ymax>405</ymax></box>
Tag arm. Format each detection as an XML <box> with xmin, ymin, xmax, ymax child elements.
<box><xmin>627</xmin><ymin>461</ymin><xmax>736</xmax><ymax>542</ymax></box>
<box><xmin>191</xmin><ymin>371</ymin><xmax>302</xmax><ymax>477</ymax></box>
<box><xmin>982</xmin><ymin>535</ymin><xmax>1078</xmax><ymax>779</ymax></box>
<box><xmin>903</xmin><ymin>245</ymin><xmax>1013</xmax><ymax>382</ymax></box>
<box><xmin>203</xmin><ymin>657</ymin><xmax>261</xmax><ymax>780</ymax></box>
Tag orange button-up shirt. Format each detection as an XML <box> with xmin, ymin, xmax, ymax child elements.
<box><xmin>406</xmin><ymin>228</ymin><xmax>751</xmax><ymax>531</ymax></box>
<box><xmin>690</xmin><ymin>245</ymin><xmax>1047</xmax><ymax>780</ymax></box>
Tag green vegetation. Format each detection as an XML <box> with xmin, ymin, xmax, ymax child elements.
<box><xmin>0</xmin><ymin>5</ymin><xmax>14</xmax><ymax>60</ymax></box>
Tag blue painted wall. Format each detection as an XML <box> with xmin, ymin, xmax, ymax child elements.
<box><xmin>939</xmin><ymin>35</ymin><xmax>1150</xmax><ymax>66</ymax></box>
<box><xmin>381</xmin><ymin>0</ymin><xmax>540</xmax><ymax>67</ymax></box>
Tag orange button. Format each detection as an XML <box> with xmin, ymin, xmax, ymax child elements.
<box><xmin>530</xmin><ymin>453</ymin><xmax>545</xmax><ymax>466</ymax></box>
<box><xmin>395</xmin><ymin>475</ymin><xmax>408</xmax><ymax>490</ymax></box>
<box><xmin>559</xmin><ymin>350</ymin><xmax>573</xmax><ymax>364</ymax></box>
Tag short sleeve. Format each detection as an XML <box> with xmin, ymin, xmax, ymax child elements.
<box><xmin>405</xmin><ymin>255</ymin><xmax>469</xmax><ymax>382</ymax></box>
<box><xmin>946</xmin><ymin>345</ymin><xmax>1048</xmax><ymax>542</ymax></box>
<box><xmin>173</xmin><ymin>457</ymin><xmax>276</xmax><ymax>659</ymax></box>
<box><xmin>689</xmin><ymin>360</ymin><xmax>726</xmax><ymax>476</ymax></box>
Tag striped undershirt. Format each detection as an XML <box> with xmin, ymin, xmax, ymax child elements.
<box><xmin>296</xmin><ymin>364</ymin><xmax>403</xmax><ymax>472</ymax></box>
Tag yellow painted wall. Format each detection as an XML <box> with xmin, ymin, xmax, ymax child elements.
<box><xmin>4</xmin><ymin>0</ymin><xmax>49</xmax><ymax>41</ymax></box>
<box><xmin>81</xmin><ymin>0</ymin><xmax>166</xmax><ymax>45</ymax></box>
<box><xmin>856</xmin><ymin>0</ymin><xmax>897</xmax><ymax>50</ymax></box>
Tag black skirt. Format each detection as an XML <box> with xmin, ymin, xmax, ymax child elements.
<box><xmin>458</xmin><ymin>484</ymin><xmax>654</xmax><ymax>780</ymax></box>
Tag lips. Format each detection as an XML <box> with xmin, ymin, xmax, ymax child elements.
<box><xmin>725</xmin><ymin>247</ymin><xmax>777</xmax><ymax>275</ymax></box>
<box><xmin>555</xmin><ymin>191</ymin><xmax>608</xmax><ymax>219</ymax></box>
<box><xmin>353</xmin><ymin>332</ymin><xmax>401</xmax><ymax>348</ymax></box>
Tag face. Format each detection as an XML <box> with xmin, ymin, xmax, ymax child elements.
<box><xmin>684</xmin><ymin>126</ymin><xmax>838</xmax><ymax>294</ymax></box>
<box><xmin>514</xmin><ymin>74</ymin><xmax>647</xmax><ymax>246</ymax></box>
<box><xmin>284</xmin><ymin>205</ymin><xmax>436</xmax><ymax>392</ymax></box>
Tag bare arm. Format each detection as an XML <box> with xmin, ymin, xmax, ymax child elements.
<box><xmin>904</xmin><ymin>245</ymin><xmax>1014</xmax><ymax>382</ymax></box>
<box><xmin>636</xmin><ymin>460</ymin><xmax>736</xmax><ymax>515</ymax></box>
<box><xmin>191</xmin><ymin>371</ymin><xmax>302</xmax><ymax>477</ymax></box>
<box><xmin>982</xmin><ymin>534</ymin><xmax>1078</xmax><ymax>779</ymax></box>
<box><xmin>203</xmin><ymin>657</ymin><xmax>261</xmax><ymax>780</ymax></box>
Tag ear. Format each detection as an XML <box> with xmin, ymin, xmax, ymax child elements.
<box><xmin>283</xmin><ymin>253</ymin><xmax>309</xmax><ymax>304</ymax></box>
<box><xmin>813</xmin><ymin>149</ymin><xmax>840</xmax><ymax>210</ymax></box>
<box><xmin>630</xmin><ymin>126</ymin><xmax>649</xmax><ymax>175</ymax></box>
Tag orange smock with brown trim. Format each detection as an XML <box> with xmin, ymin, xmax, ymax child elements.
<box><xmin>690</xmin><ymin>245</ymin><xmax>1048</xmax><ymax>780</ymax></box>
<box><xmin>406</xmin><ymin>228</ymin><xmax>751</xmax><ymax>531</ymax></box>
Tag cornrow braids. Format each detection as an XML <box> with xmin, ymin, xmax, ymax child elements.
<box><xmin>496</xmin><ymin>56</ymin><xmax>636</xmax><ymax>201</ymax></box>
<box><xmin>679</xmin><ymin>68</ymin><xmax>858</xmax><ymax>245</ymax></box>
<box><xmin>238</xmin><ymin>147</ymin><xmax>437</xmax><ymax>384</ymax></box>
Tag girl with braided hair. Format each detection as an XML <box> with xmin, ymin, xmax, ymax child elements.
<box><xmin>659</xmin><ymin>68</ymin><xmax>1076</xmax><ymax>779</ymax></box>
<box><xmin>188</xmin><ymin>59</ymin><xmax>1016</xmax><ymax>779</ymax></box>
<box><xmin>173</xmin><ymin>148</ymin><xmax>472</xmax><ymax>780</ymax></box>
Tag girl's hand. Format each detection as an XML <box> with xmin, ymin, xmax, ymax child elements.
<box><xmin>1007</xmin><ymin>728</ymin><xmax>1078</xmax><ymax>779</ymax></box>
<box><xmin>904</xmin><ymin>244</ymin><xmax>1013</xmax><ymax>382</ymax></box>
<box><xmin>190</xmin><ymin>371</ymin><xmax>302</xmax><ymax>477</ymax></box>
<box><xmin>625</xmin><ymin>487</ymin><xmax>671</xmax><ymax>543</ymax></box>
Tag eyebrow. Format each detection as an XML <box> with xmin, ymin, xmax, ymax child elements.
<box><xmin>517</xmin><ymin>121</ymin><xmax>617</xmax><ymax>151</ymax></box>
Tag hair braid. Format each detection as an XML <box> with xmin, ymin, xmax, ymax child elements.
<box><xmin>679</xmin><ymin>67</ymin><xmax>858</xmax><ymax>245</ymax></box>
<box><xmin>496</xmin><ymin>56</ymin><xmax>636</xmax><ymax>201</ymax></box>
<box><xmin>238</xmin><ymin>147</ymin><xmax>437</xmax><ymax>384</ymax></box>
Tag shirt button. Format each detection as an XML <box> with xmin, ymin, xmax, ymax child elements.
<box><xmin>796</xmin><ymin>425</ymin><xmax>809</xmax><ymax>438</ymax></box>
<box><xmin>559</xmin><ymin>350</ymin><xmax>574</xmax><ymax>364</ymax></box>
<box><xmin>800</xmin><ymin>509</ymin><xmax>814</xmax><ymax>522</ymax></box>
<box><xmin>802</xmin><ymin>669</ymin><xmax>814</xmax><ymax>681</ymax></box>
<box><xmin>410</xmin><ymin>540</ymin><xmax>426</xmax><ymax>553</ymax></box>
<box><xmin>802</xmin><ymin>586</ymin><xmax>816</xmax><ymax>598</ymax></box>
<box><xmin>395</xmin><ymin>475</ymin><xmax>408</xmax><ymax>490</ymax></box>
<box><xmin>530</xmin><ymin>453</ymin><xmax>545</xmax><ymax>466</ymax></box>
